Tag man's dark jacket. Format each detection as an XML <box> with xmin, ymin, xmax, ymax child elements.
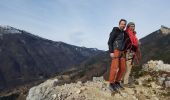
<box><xmin>108</xmin><ymin>27</ymin><xmax>128</xmax><ymax>53</ymax></box>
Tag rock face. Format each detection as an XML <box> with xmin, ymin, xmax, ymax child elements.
<box><xmin>26</xmin><ymin>75</ymin><xmax>169</xmax><ymax>100</ymax></box>
<box><xmin>160</xmin><ymin>25</ymin><xmax>170</xmax><ymax>35</ymax></box>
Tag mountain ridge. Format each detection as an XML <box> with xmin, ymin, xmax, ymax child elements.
<box><xmin>139</xmin><ymin>25</ymin><xmax>170</xmax><ymax>64</ymax></box>
<box><xmin>0</xmin><ymin>25</ymin><xmax>104</xmax><ymax>91</ymax></box>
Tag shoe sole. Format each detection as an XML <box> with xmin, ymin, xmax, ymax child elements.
<box><xmin>109</xmin><ymin>86</ymin><xmax>120</xmax><ymax>93</ymax></box>
<box><xmin>115</xmin><ymin>84</ymin><xmax>125</xmax><ymax>90</ymax></box>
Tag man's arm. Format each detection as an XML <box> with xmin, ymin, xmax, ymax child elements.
<box><xmin>108</xmin><ymin>27</ymin><xmax>118</xmax><ymax>53</ymax></box>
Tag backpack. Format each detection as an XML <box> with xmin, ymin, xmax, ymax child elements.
<box><xmin>125</xmin><ymin>27</ymin><xmax>141</xmax><ymax>64</ymax></box>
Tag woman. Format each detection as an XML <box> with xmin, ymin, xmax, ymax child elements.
<box><xmin>123</xmin><ymin>22</ymin><xmax>139</xmax><ymax>87</ymax></box>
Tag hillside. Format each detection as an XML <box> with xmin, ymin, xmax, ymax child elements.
<box><xmin>140</xmin><ymin>25</ymin><xmax>170</xmax><ymax>64</ymax></box>
<box><xmin>0</xmin><ymin>25</ymin><xmax>103</xmax><ymax>91</ymax></box>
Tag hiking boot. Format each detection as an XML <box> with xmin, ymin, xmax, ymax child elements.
<box><xmin>109</xmin><ymin>83</ymin><xmax>119</xmax><ymax>93</ymax></box>
<box><xmin>115</xmin><ymin>82</ymin><xmax>125</xmax><ymax>90</ymax></box>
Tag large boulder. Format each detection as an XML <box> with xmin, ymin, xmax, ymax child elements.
<box><xmin>142</xmin><ymin>60</ymin><xmax>170</xmax><ymax>72</ymax></box>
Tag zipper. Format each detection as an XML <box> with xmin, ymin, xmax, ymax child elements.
<box><xmin>116</xmin><ymin>41</ymin><xmax>118</xmax><ymax>47</ymax></box>
<box><xmin>121</xmin><ymin>32</ymin><xmax>125</xmax><ymax>50</ymax></box>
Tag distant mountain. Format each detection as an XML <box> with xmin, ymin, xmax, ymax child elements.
<box><xmin>0</xmin><ymin>25</ymin><xmax>104</xmax><ymax>91</ymax></box>
<box><xmin>140</xmin><ymin>25</ymin><xmax>170</xmax><ymax>64</ymax></box>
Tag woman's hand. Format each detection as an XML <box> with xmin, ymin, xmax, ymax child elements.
<box><xmin>110</xmin><ymin>53</ymin><xmax>114</xmax><ymax>58</ymax></box>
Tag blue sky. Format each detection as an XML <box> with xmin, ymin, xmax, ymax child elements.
<box><xmin>0</xmin><ymin>0</ymin><xmax>170</xmax><ymax>50</ymax></box>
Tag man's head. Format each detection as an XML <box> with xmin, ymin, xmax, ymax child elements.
<box><xmin>119</xmin><ymin>19</ymin><xmax>127</xmax><ymax>30</ymax></box>
<box><xmin>127</xmin><ymin>22</ymin><xmax>135</xmax><ymax>31</ymax></box>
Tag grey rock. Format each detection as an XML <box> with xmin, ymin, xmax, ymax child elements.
<box><xmin>157</xmin><ymin>77</ymin><xmax>165</xmax><ymax>85</ymax></box>
<box><xmin>165</xmin><ymin>81</ymin><xmax>170</xmax><ymax>88</ymax></box>
<box><xmin>162</xmin><ymin>74</ymin><xmax>168</xmax><ymax>78</ymax></box>
<box><xmin>166</xmin><ymin>77</ymin><xmax>170</xmax><ymax>81</ymax></box>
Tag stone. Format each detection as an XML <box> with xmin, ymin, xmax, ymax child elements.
<box><xmin>52</xmin><ymin>79</ymin><xmax>59</xmax><ymax>87</ymax></box>
<box><xmin>125</xmin><ymin>88</ymin><xmax>135</xmax><ymax>95</ymax></box>
<box><xmin>77</xmin><ymin>81</ymin><xmax>82</xmax><ymax>84</ymax></box>
<box><xmin>62</xmin><ymin>75</ymin><xmax>70</xmax><ymax>81</ymax></box>
<box><xmin>137</xmin><ymin>80</ymin><xmax>143</xmax><ymax>85</ymax></box>
<box><xmin>151</xmin><ymin>82</ymin><xmax>158</xmax><ymax>88</ymax></box>
<box><xmin>165</xmin><ymin>81</ymin><xmax>170</xmax><ymax>88</ymax></box>
<box><xmin>157</xmin><ymin>77</ymin><xmax>165</xmax><ymax>85</ymax></box>
<box><xmin>80</xmin><ymin>87</ymin><xmax>86</xmax><ymax>91</ymax></box>
<box><xmin>76</xmin><ymin>89</ymin><xmax>81</xmax><ymax>94</ymax></box>
<box><xmin>51</xmin><ymin>94</ymin><xmax>57</xmax><ymax>99</ymax></box>
<box><xmin>137</xmin><ymin>94</ymin><xmax>147</xmax><ymax>100</ymax></box>
<box><xmin>121</xmin><ymin>92</ymin><xmax>128</xmax><ymax>97</ymax></box>
<box><xmin>162</xmin><ymin>74</ymin><xmax>167</xmax><ymax>78</ymax></box>
<box><xmin>166</xmin><ymin>77</ymin><xmax>170</xmax><ymax>81</ymax></box>
<box><xmin>58</xmin><ymin>93</ymin><xmax>61</xmax><ymax>99</ymax></box>
<box><xmin>92</xmin><ymin>76</ymin><xmax>104</xmax><ymax>82</ymax></box>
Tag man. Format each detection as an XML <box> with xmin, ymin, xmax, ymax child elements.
<box><xmin>108</xmin><ymin>19</ymin><xmax>128</xmax><ymax>92</ymax></box>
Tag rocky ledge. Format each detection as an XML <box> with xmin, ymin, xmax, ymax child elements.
<box><xmin>26</xmin><ymin>60</ymin><xmax>170</xmax><ymax>100</ymax></box>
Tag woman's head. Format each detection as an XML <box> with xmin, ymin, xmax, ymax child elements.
<box><xmin>127</xmin><ymin>22</ymin><xmax>135</xmax><ymax>31</ymax></box>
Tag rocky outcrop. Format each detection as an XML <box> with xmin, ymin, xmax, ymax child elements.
<box><xmin>26</xmin><ymin>76</ymin><xmax>169</xmax><ymax>100</ymax></box>
<box><xmin>26</xmin><ymin>60</ymin><xmax>170</xmax><ymax>100</ymax></box>
<box><xmin>142</xmin><ymin>60</ymin><xmax>170</xmax><ymax>72</ymax></box>
<box><xmin>160</xmin><ymin>25</ymin><xmax>170</xmax><ymax>35</ymax></box>
<box><xmin>142</xmin><ymin>60</ymin><xmax>170</xmax><ymax>88</ymax></box>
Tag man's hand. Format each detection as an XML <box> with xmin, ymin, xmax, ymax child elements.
<box><xmin>110</xmin><ymin>53</ymin><xmax>114</xmax><ymax>58</ymax></box>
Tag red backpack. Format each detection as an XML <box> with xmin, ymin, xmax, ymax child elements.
<box><xmin>125</xmin><ymin>27</ymin><xmax>141</xmax><ymax>64</ymax></box>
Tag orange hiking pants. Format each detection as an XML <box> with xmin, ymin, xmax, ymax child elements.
<box><xmin>109</xmin><ymin>49</ymin><xmax>126</xmax><ymax>83</ymax></box>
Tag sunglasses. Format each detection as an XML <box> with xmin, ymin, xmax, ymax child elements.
<box><xmin>130</xmin><ymin>25</ymin><xmax>135</xmax><ymax>27</ymax></box>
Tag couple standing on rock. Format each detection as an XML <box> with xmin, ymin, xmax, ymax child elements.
<box><xmin>108</xmin><ymin>19</ymin><xmax>141</xmax><ymax>93</ymax></box>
